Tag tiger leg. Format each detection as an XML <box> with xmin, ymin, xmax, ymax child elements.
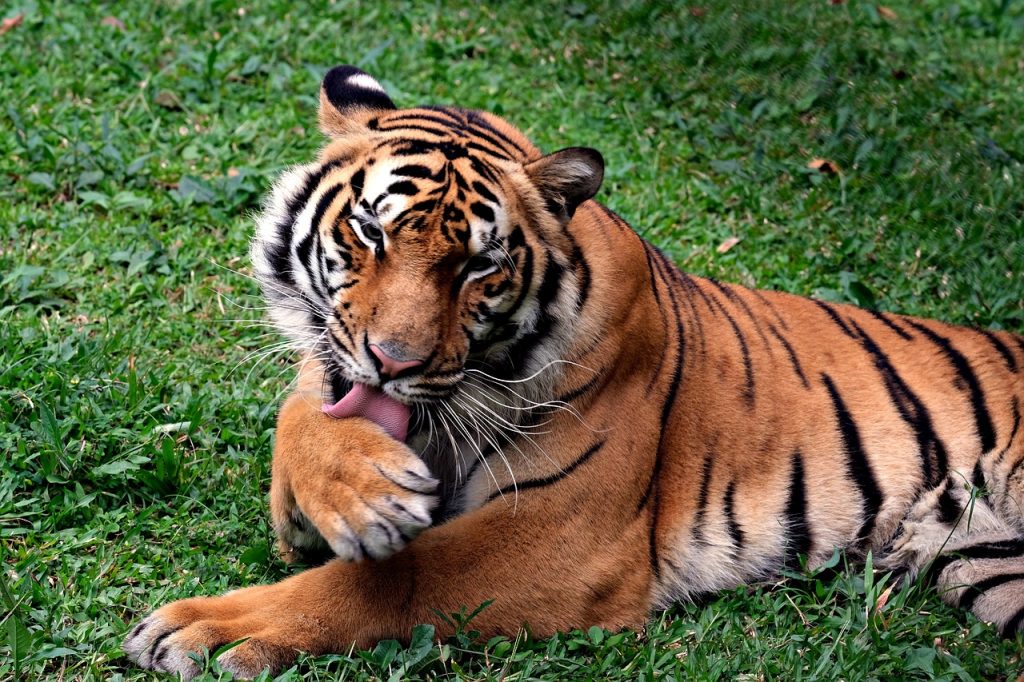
<box><xmin>884</xmin><ymin>475</ymin><xmax>1024</xmax><ymax>636</ymax></box>
<box><xmin>270</xmin><ymin>391</ymin><xmax>440</xmax><ymax>564</ymax></box>
<box><xmin>125</xmin><ymin>447</ymin><xmax>652</xmax><ymax>679</ymax></box>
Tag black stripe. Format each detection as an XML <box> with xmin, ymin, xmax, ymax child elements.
<box><xmin>387</xmin><ymin>180</ymin><xmax>418</xmax><ymax>196</ymax></box>
<box><xmin>294</xmin><ymin>232</ymin><xmax>317</xmax><ymax>289</ymax></box>
<box><xmin>1002</xmin><ymin>605</ymin><xmax>1024</xmax><ymax>636</ymax></box>
<box><xmin>486</xmin><ymin>441</ymin><xmax>604</xmax><ymax>502</ymax></box>
<box><xmin>972</xmin><ymin>461</ymin><xmax>986</xmax><ymax>492</ymax></box>
<box><xmin>641</xmin><ymin>248</ymin><xmax>687</xmax><ymax>501</ymax></box>
<box><xmin>349</xmin><ymin>168</ymin><xmax>365</xmax><ymax>201</ymax></box>
<box><xmin>465</xmin><ymin>109</ymin><xmax>530</xmax><ymax>155</ymax></box>
<box><xmin>641</xmin><ymin>243</ymin><xmax>670</xmax><ymax>391</ymax></box>
<box><xmin>847</xmin><ymin>319</ymin><xmax>949</xmax><ymax>487</ymax></box>
<box><xmin>407</xmin><ymin>198</ymin><xmax>439</xmax><ymax>215</ymax></box>
<box><xmin>822</xmin><ymin>373</ymin><xmax>884</xmax><ymax>541</ymax></box>
<box><xmin>936</xmin><ymin>485</ymin><xmax>961</xmax><ymax>524</ymax></box>
<box><xmin>146</xmin><ymin>629</ymin><xmax>179</xmax><ymax>668</ymax></box>
<box><xmin>767</xmin><ymin>322</ymin><xmax>809</xmax><ymax>389</ymax></box>
<box><xmin>784</xmin><ymin>450</ymin><xmax>811</xmax><ymax>567</ymax></box>
<box><xmin>640</xmin><ymin>249</ymin><xmax>687</xmax><ymax>581</ymax></box>
<box><xmin>466</xmin><ymin>140</ymin><xmax>513</xmax><ymax>161</ymax></box>
<box><xmin>329</xmin><ymin>202</ymin><xmax>355</xmax><ymax>270</ymax></box>
<box><xmin>1009</xmin><ymin>454</ymin><xmax>1024</xmax><ymax>490</ymax></box>
<box><xmin>471</xmin><ymin>180</ymin><xmax>500</xmax><ymax>205</ymax></box>
<box><xmin>296</xmin><ymin>209</ymin><xmax>330</xmax><ymax>300</ymax></box>
<box><xmin>376</xmin><ymin>122</ymin><xmax>452</xmax><ymax>138</ymax></box>
<box><xmin>960</xmin><ymin>572</ymin><xmax>1024</xmax><ymax>611</ymax></box>
<box><xmin>310</xmin><ymin>183</ymin><xmax>345</xmax><ymax>231</ymax></box>
<box><xmin>311</xmin><ymin>226</ymin><xmax>328</xmax><ymax>298</ymax></box>
<box><xmin>480</xmin><ymin>237</ymin><xmax>533</xmax><ymax>343</ymax></box>
<box><xmin>708</xmin><ymin>279</ymin><xmax>771</xmax><ymax>348</ymax></box>
<box><xmin>723</xmin><ymin>480</ymin><xmax>744</xmax><ymax>550</ymax></box>
<box><xmin>653</xmin><ymin>257</ymin><xmax>688</xmax><ymax>427</ymax></box>
<box><xmin>752</xmin><ymin>289</ymin><xmax>790</xmax><ymax>331</ymax></box>
<box><xmin>388</xmin><ymin>107</ymin><xmax>522</xmax><ymax>160</ymax></box>
<box><xmin>955</xmin><ymin>538</ymin><xmax>1024</xmax><ymax>561</ymax></box>
<box><xmin>595</xmin><ymin>203</ymin><xmax>633</xmax><ymax>233</ymax></box>
<box><xmin>385</xmin><ymin>138</ymin><xmax>436</xmax><ymax>157</ymax></box>
<box><xmin>564</xmin><ymin>228</ymin><xmax>592</xmax><ymax>313</ymax></box>
<box><xmin>979</xmin><ymin>329</ymin><xmax>1018</xmax><ymax>373</ymax></box>
<box><xmin>924</xmin><ymin>538</ymin><xmax>1024</xmax><ymax>584</ymax></box>
<box><xmin>994</xmin><ymin>397</ymin><xmax>1021</xmax><ymax>466</ymax></box>
<box><xmin>463</xmin><ymin>124</ymin><xmax>523</xmax><ymax>159</ymax></box>
<box><xmin>1014</xmin><ymin>336</ymin><xmax>1024</xmax><ymax>364</ymax></box>
<box><xmin>906</xmin><ymin>320</ymin><xmax>997</xmax><ymax>453</ymax></box>
<box><xmin>706</xmin><ymin>290</ymin><xmax>755</xmax><ymax>407</ymax></box>
<box><xmin>330</xmin><ymin>323</ymin><xmax>355</xmax><ymax>350</ymax></box>
<box><xmin>269</xmin><ymin>159</ymin><xmax>344</xmax><ymax>286</ymax></box>
<box><xmin>553</xmin><ymin>372</ymin><xmax>602</xmax><ymax>405</ymax></box>
<box><xmin>470</xmin><ymin>202</ymin><xmax>495</xmax><ymax>222</ymax></box>
<box><xmin>678</xmin><ymin>273</ymin><xmax>718</xmax><ymax>316</ymax></box>
<box><xmin>392</xmin><ymin>164</ymin><xmax>434</xmax><ymax>179</ymax></box>
<box><xmin>468</xmin><ymin>154</ymin><xmax>499</xmax><ymax>183</ymax></box>
<box><xmin>814</xmin><ymin>300</ymin><xmax>857</xmax><ymax>339</ymax></box>
<box><xmin>693</xmin><ymin>451</ymin><xmax>715</xmax><ymax>530</ymax></box>
<box><xmin>661</xmin><ymin>261</ymin><xmax>706</xmax><ymax>356</ymax></box>
<box><xmin>384</xmin><ymin>110</ymin><xmax>464</xmax><ymax>129</ymax></box>
<box><xmin>499</xmin><ymin>253</ymin><xmax>563</xmax><ymax>365</ymax></box>
<box><xmin>867</xmin><ymin>309</ymin><xmax>914</xmax><ymax>340</ymax></box>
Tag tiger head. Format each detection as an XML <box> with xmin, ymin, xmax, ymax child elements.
<box><xmin>252</xmin><ymin>66</ymin><xmax>604</xmax><ymax>410</ymax></box>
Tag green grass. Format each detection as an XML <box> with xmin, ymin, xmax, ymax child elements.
<box><xmin>2</xmin><ymin>0</ymin><xmax>1023</xmax><ymax>679</ymax></box>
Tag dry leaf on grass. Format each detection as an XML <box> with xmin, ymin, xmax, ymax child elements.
<box><xmin>874</xmin><ymin>583</ymin><xmax>895</xmax><ymax>612</ymax></box>
<box><xmin>877</xmin><ymin>5</ymin><xmax>898</xmax><ymax>20</ymax></box>
<box><xmin>101</xmin><ymin>16</ymin><xmax>126</xmax><ymax>30</ymax></box>
<box><xmin>1</xmin><ymin>14</ymin><xmax>24</xmax><ymax>35</ymax></box>
<box><xmin>808</xmin><ymin>158</ymin><xmax>841</xmax><ymax>175</ymax></box>
<box><xmin>716</xmin><ymin>236</ymin><xmax>741</xmax><ymax>254</ymax></box>
<box><xmin>154</xmin><ymin>90</ymin><xmax>183</xmax><ymax>110</ymax></box>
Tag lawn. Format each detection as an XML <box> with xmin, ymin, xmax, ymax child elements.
<box><xmin>2</xmin><ymin>0</ymin><xmax>1023</xmax><ymax>679</ymax></box>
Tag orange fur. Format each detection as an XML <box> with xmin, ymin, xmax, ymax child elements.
<box><xmin>125</xmin><ymin>66</ymin><xmax>1024</xmax><ymax>679</ymax></box>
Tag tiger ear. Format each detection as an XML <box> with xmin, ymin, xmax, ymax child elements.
<box><xmin>318</xmin><ymin>65</ymin><xmax>396</xmax><ymax>136</ymax></box>
<box><xmin>524</xmin><ymin>147</ymin><xmax>604</xmax><ymax>221</ymax></box>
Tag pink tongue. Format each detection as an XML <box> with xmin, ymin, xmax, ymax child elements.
<box><xmin>322</xmin><ymin>383</ymin><xmax>411</xmax><ymax>442</ymax></box>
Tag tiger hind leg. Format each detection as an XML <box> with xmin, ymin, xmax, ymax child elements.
<box><xmin>882</xmin><ymin>475</ymin><xmax>1024</xmax><ymax>637</ymax></box>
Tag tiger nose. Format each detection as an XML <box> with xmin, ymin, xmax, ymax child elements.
<box><xmin>369</xmin><ymin>343</ymin><xmax>425</xmax><ymax>379</ymax></box>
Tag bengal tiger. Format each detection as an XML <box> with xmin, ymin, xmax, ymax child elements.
<box><xmin>125</xmin><ymin>65</ymin><xmax>1024</xmax><ymax>678</ymax></box>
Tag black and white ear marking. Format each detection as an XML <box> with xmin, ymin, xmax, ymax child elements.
<box><xmin>319</xmin><ymin>65</ymin><xmax>396</xmax><ymax>136</ymax></box>
<box><xmin>322</xmin><ymin>65</ymin><xmax>395</xmax><ymax>112</ymax></box>
<box><xmin>524</xmin><ymin>147</ymin><xmax>605</xmax><ymax>221</ymax></box>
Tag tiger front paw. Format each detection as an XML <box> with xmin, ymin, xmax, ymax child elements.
<box><xmin>124</xmin><ymin>584</ymin><xmax>310</xmax><ymax>680</ymax></box>
<box><xmin>272</xmin><ymin>416</ymin><xmax>439</xmax><ymax>562</ymax></box>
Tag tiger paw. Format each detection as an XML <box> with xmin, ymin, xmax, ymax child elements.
<box><xmin>123</xmin><ymin>585</ymin><xmax>310</xmax><ymax>680</ymax></box>
<box><xmin>272</xmin><ymin>415</ymin><xmax>440</xmax><ymax>562</ymax></box>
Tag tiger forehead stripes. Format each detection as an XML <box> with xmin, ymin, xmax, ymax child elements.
<box><xmin>127</xmin><ymin>65</ymin><xmax>1024</xmax><ymax>680</ymax></box>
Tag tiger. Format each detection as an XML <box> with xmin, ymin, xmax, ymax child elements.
<box><xmin>125</xmin><ymin>65</ymin><xmax>1024</xmax><ymax>679</ymax></box>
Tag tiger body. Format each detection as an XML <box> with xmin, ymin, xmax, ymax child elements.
<box><xmin>125</xmin><ymin>66</ymin><xmax>1024</xmax><ymax>678</ymax></box>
